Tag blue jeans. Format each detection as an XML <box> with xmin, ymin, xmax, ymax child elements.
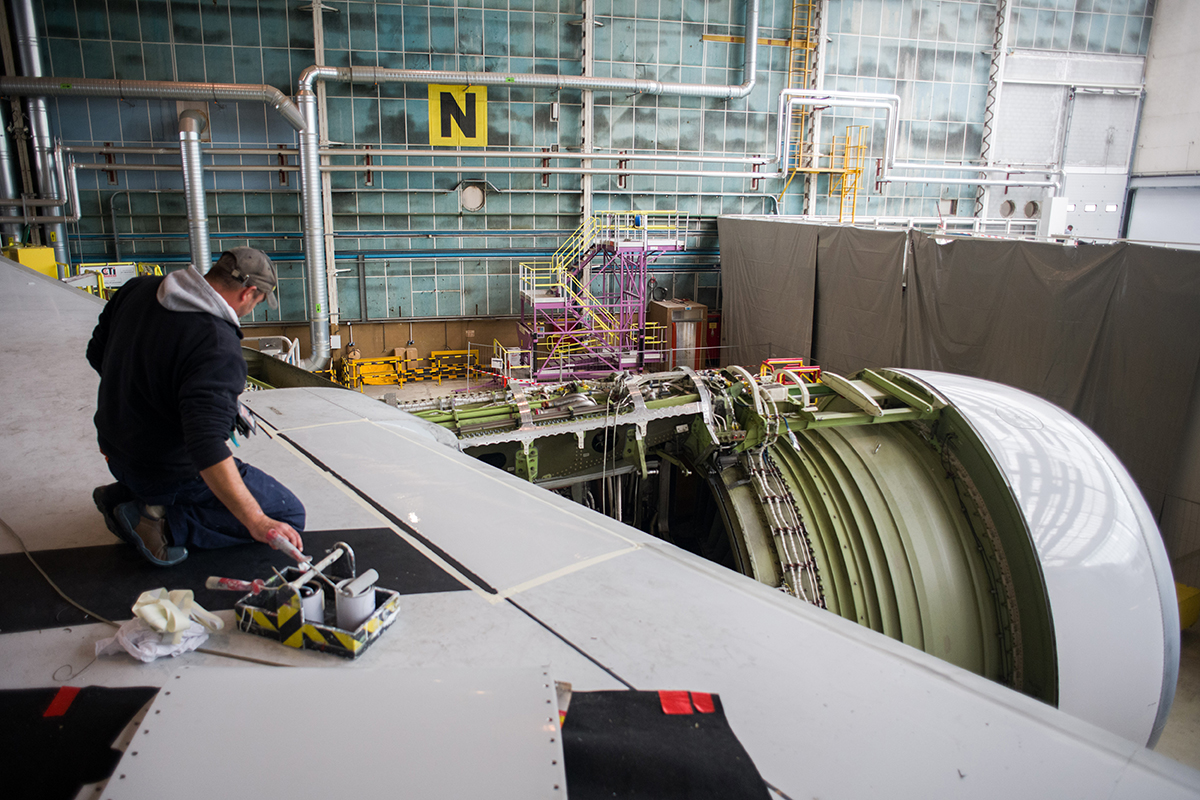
<box><xmin>106</xmin><ymin>457</ymin><xmax>306</xmax><ymax>550</ymax></box>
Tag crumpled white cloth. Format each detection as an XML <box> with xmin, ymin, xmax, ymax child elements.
<box><xmin>95</xmin><ymin>588</ymin><xmax>225</xmax><ymax>663</ymax></box>
<box><xmin>96</xmin><ymin>617</ymin><xmax>210</xmax><ymax>663</ymax></box>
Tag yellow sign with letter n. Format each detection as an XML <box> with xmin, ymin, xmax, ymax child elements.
<box><xmin>428</xmin><ymin>84</ymin><xmax>488</xmax><ymax>146</ymax></box>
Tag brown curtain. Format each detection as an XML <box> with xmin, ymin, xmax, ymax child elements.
<box><xmin>903</xmin><ymin>232</ymin><xmax>1200</xmax><ymax>514</ymax></box>
<box><xmin>717</xmin><ymin>217</ymin><xmax>818</xmax><ymax>367</ymax></box>
<box><xmin>811</xmin><ymin>226</ymin><xmax>906</xmax><ymax>375</ymax></box>
<box><xmin>718</xmin><ymin>218</ymin><xmax>1200</xmax><ymax>514</ymax></box>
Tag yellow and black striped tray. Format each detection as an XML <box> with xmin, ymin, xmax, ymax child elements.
<box><xmin>234</xmin><ymin>568</ymin><xmax>401</xmax><ymax>659</ymax></box>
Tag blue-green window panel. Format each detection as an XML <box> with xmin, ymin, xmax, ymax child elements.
<box><xmin>337</xmin><ymin>275</ymin><xmax>362</xmax><ymax>321</ymax></box>
<box><xmin>484</xmin><ymin>275</ymin><xmax>511</xmax><ymax>315</ymax></box>
<box><xmin>364</xmin><ymin>276</ymin><xmax>389</xmax><ymax>318</ymax></box>
<box><xmin>1010</xmin><ymin>1</ymin><xmax>1153</xmax><ymax>56</ymax></box>
<box><xmin>463</xmin><ymin>275</ymin><xmax>489</xmax><ymax>315</ymax></box>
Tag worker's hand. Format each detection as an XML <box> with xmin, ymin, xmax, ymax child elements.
<box><xmin>247</xmin><ymin>516</ymin><xmax>304</xmax><ymax>553</ymax></box>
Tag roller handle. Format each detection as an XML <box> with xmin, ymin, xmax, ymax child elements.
<box><xmin>266</xmin><ymin>530</ymin><xmax>311</xmax><ymax>564</ymax></box>
<box><xmin>206</xmin><ymin>576</ymin><xmax>267</xmax><ymax>594</ymax></box>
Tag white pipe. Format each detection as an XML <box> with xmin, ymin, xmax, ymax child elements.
<box><xmin>891</xmin><ymin>161</ymin><xmax>1054</xmax><ymax>175</ymax></box>
<box><xmin>580</xmin><ymin>0</ymin><xmax>596</xmax><ymax>225</ymax></box>
<box><xmin>297</xmin><ymin>88</ymin><xmax>329</xmax><ymax>371</ymax></box>
<box><xmin>773</xmin><ymin>90</ymin><xmax>1060</xmax><ymax>191</ymax></box>
<box><xmin>884</xmin><ymin>175</ymin><xmax>1058</xmax><ymax>188</ymax></box>
<box><xmin>775</xmin><ymin>90</ymin><xmax>900</xmax><ymax>174</ymax></box>
<box><xmin>65</xmin><ymin>144</ymin><xmax>774</xmax><ymax>165</ymax></box>
<box><xmin>320</xmin><ymin>165</ymin><xmax>783</xmax><ymax>178</ymax></box>
<box><xmin>311</xmin><ymin>0</ymin><xmax>339</xmax><ymax>330</ymax></box>
<box><xmin>297</xmin><ymin>0</ymin><xmax>759</xmax><ymax>100</ymax></box>
<box><xmin>0</xmin><ymin>77</ymin><xmax>306</xmax><ymax>131</ymax></box>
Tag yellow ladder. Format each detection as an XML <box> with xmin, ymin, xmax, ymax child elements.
<box><xmin>777</xmin><ymin>0</ymin><xmax>818</xmax><ymax>200</ymax></box>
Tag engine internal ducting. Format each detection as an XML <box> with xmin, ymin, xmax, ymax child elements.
<box><xmin>407</xmin><ymin>363</ymin><xmax>1177</xmax><ymax>745</ymax></box>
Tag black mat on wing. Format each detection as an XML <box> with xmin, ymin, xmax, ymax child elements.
<box><xmin>0</xmin><ymin>528</ymin><xmax>466</xmax><ymax>634</ymax></box>
<box><xmin>563</xmin><ymin>691</ymin><xmax>771</xmax><ymax>800</ymax></box>
<box><xmin>0</xmin><ymin>685</ymin><xmax>158</xmax><ymax>800</ymax></box>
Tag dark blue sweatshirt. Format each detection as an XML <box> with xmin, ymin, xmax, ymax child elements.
<box><xmin>87</xmin><ymin>270</ymin><xmax>245</xmax><ymax>485</ymax></box>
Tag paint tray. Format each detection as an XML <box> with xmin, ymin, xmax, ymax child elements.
<box><xmin>235</xmin><ymin>565</ymin><xmax>401</xmax><ymax>659</ymax></box>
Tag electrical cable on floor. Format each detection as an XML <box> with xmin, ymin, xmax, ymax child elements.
<box><xmin>0</xmin><ymin>514</ymin><xmax>119</xmax><ymax>628</ymax></box>
<box><xmin>0</xmin><ymin>513</ymin><xmax>290</xmax><ymax>668</ymax></box>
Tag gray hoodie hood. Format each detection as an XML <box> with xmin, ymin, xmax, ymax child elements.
<box><xmin>156</xmin><ymin>265</ymin><xmax>240</xmax><ymax>328</ymax></box>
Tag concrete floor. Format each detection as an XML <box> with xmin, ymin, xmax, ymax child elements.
<box><xmin>353</xmin><ymin>377</ymin><xmax>1200</xmax><ymax>771</ymax></box>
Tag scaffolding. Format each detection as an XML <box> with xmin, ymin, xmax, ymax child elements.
<box><xmin>518</xmin><ymin>211</ymin><xmax>686</xmax><ymax>381</ymax></box>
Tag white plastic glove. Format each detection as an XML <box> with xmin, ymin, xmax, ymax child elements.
<box><xmin>132</xmin><ymin>588</ymin><xmax>224</xmax><ymax>644</ymax></box>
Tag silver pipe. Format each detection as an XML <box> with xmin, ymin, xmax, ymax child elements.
<box><xmin>297</xmin><ymin>0</ymin><xmax>758</xmax><ymax>99</ymax></box>
<box><xmin>0</xmin><ymin>103</ymin><xmax>23</xmax><ymax>242</ymax></box>
<box><xmin>11</xmin><ymin>0</ymin><xmax>67</xmax><ymax>270</ymax></box>
<box><xmin>775</xmin><ymin>90</ymin><xmax>900</xmax><ymax>174</ymax></box>
<box><xmin>52</xmin><ymin>140</ymin><xmax>79</xmax><ymax>224</ymax></box>
<box><xmin>76</xmin><ymin>163</ymin><xmax>294</xmax><ymax>172</ymax></box>
<box><xmin>0</xmin><ymin>196</ymin><xmax>62</xmax><ymax>205</ymax></box>
<box><xmin>772</xmin><ymin>90</ymin><xmax>1056</xmax><ymax>191</ymax></box>
<box><xmin>320</xmin><ymin>165</ymin><xmax>777</xmax><ymax>178</ymax></box>
<box><xmin>65</xmin><ymin>144</ymin><xmax>774</xmax><ymax>165</ymax></box>
<box><xmin>68</xmin><ymin>146</ymin><xmax>265</xmax><ymax>155</ymax></box>
<box><xmin>891</xmin><ymin>161</ymin><xmax>1054</xmax><ymax>175</ymax></box>
<box><xmin>881</xmin><ymin>175</ymin><xmax>1058</xmax><ymax>188</ymax></box>
<box><xmin>323</xmin><ymin>148</ymin><xmax>772</xmax><ymax>165</ymax></box>
<box><xmin>0</xmin><ymin>76</ymin><xmax>306</xmax><ymax>131</ymax></box>
<box><xmin>297</xmin><ymin>88</ymin><xmax>328</xmax><ymax>371</ymax></box>
<box><xmin>178</xmin><ymin>110</ymin><xmax>211</xmax><ymax>271</ymax></box>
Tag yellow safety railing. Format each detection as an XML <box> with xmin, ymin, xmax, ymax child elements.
<box><xmin>481</xmin><ymin>339</ymin><xmax>532</xmax><ymax>384</ymax></box>
<box><xmin>519</xmin><ymin>260</ymin><xmax>557</xmax><ymax>297</ymax></box>
<box><xmin>593</xmin><ymin>210</ymin><xmax>689</xmax><ymax>247</ymax></box>
<box><xmin>830</xmin><ymin>125</ymin><xmax>869</xmax><ymax>223</ymax></box>
<box><xmin>644</xmin><ymin>322</ymin><xmax>667</xmax><ymax>347</ymax></box>
<box><xmin>523</xmin><ymin>212</ymin><xmax>693</xmax><ymax>373</ymax></box>
<box><xmin>552</xmin><ymin>213</ymin><xmax>600</xmax><ymax>276</ymax></box>
<box><xmin>520</xmin><ymin>261</ymin><xmax>620</xmax><ymax>347</ymax></box>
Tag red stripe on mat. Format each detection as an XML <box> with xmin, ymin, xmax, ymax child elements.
<box><xmin>659</xmin><ymin>690</ymin><xmax>694</xmax><ymax>715</ymax></box>
<box><xmin>43</xmin><ymin>686</ymin><xmax>81</xmax><ymax>718</ymax></box>
<box><xmin>690</xmin><ymin>692</ymin><xmax>715</xmax><ymax>713</ymax></box>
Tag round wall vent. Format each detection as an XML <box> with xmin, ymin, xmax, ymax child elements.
<box><xmin>460</xmin><ymin>184</ymin><xmax>485</xmax><ymax>212</ymax></box>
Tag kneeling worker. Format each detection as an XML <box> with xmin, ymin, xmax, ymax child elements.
<box><xmin>87</xmin><ymin>247</ymin><xmax>306</xmax><ymax>566</ymax></box>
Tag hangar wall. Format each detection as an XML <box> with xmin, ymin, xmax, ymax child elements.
<box><xmin>26</xmin><ymin>0</ymin><xmax>1157</xmax><ymax>340</ymax></box>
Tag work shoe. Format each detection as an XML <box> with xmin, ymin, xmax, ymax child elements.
<box><xmin>93</xmin><ymin>483</ymin><xmax>134</xmax><ymax>539</ymax></box>
<box><xmin>113</xmin><ymin>501</ymin><xmax>188</xmax><ymax>567</ymax></box>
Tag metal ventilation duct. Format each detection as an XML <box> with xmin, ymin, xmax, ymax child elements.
<box><xmin>177</xmin><ymin>110</ymin><xmax>211</xmax><ymax>271</ymax></box>
<box><xmin>10</xmin><ymin>0</ymin><xmax>68</xmax><ymax>270</ymax></box>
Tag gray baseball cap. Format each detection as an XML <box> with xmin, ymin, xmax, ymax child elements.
<box><xmin>225</xmin><ymin>247</ymin><xmax>279</xmax><ymax>309</ymax></box>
